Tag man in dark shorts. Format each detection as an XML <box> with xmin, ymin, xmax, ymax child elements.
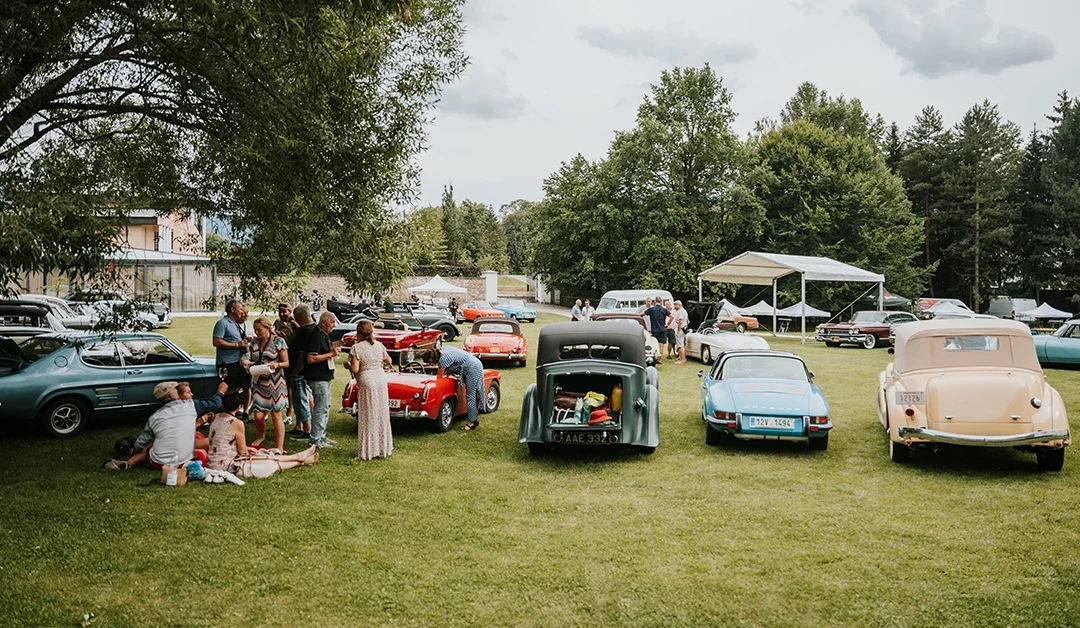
<box><xmin>287</xmin><ymin>305</ymin><xmax>316</xmax><ymax>440</ymax></box>
<box><xmin>643</xmin><ymin>297</ymin><xmax>670</xmax><ymax>364</ymax></box>
<box><xmin>212</xmin><ymin>299</ymin><xmax>251</xmax><ymax>397</ymax></box>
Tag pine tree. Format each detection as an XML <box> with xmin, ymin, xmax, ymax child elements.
<box><xmin>1011</xmin><ymin>128</ymin><xmax>1055</xmax><ymax>296</ymax></box>
<box><xmin>898</xmin><ymin>106</ymin><xmax>949</xmax><ymax>296</ymax></box>
<box><xmin>882</xmin><ymin>122</ymin><xmax>904</xmax><ymax>174</ymax></box>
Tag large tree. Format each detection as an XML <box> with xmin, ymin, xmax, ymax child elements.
<box><xmin>898</xmin><ymin>106</ymin><xmax>951</xmax><ymax>296</ymax></box>
<box><xmin>0</xmin><ymin>0</ymin><xmax>466</xmax><ymax>297</ymax></box>
<box><xmin>500</xmin><ymin>199</ymin><xmax>539</xmax><ymax>275</ymax></box>
<box><xmin>1041</xmin><ymin>93</ymin><xmax>1080</xmax><ymax>297</ymax></box>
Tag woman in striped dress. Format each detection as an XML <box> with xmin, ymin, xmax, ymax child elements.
<box><xmin>245</xmin><ymin>316</ymin><xmax>289</xmax><ymax>450</ymax></box>
<box><xmin>436</xmin><ymin>346</ymin><xmax>485</xmax><ymax>430</ymax></box>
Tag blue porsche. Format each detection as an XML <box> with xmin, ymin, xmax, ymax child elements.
<box><xmin>494</xmin><ymin>299</ymin><xmax>537</xmax><ymax>323</ymax></box>
<box><xmin>700</xmin><ymin>349</ymin><xmax>832</xmax><ymax>450</ymax></box>
<box><xmin>0</xmin><ymin>332</ymin><xmax>219</xmax><ymax>437</ymax></box>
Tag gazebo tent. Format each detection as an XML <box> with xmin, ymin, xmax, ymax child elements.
<box><xmin>740</xmin><ymin>300</ymin><xmax>780</xmax><ymax>316</ymax></box>
<box><xmin>406</xmin><ymin>275</ymin><xmax>467</xmax><ymax>294</ymax></box>
<box><xmin>1019</xmin><ymin>302</ymin><xmax>1073</xmax><ymax>320</ymax></box>
<box><xmin>698</xmin><ymin>251</ymin><xmax>885</xmax><ymax>343</ymax></box>
<box><xmin>777</xmin><ymin>301</ymin><xmax>831</xmax><ymax>318</ymax></box>
<box><xmin>860</xmin><ymin>289</ymin><xmax>910</xmax><ymax>308</ymax></box>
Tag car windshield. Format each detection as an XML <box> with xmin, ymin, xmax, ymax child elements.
<box><xmin>475</xmin><ymin>301</ymin><xmax>493</xmax><ymax>309</ymax></box>
<box><xmin>597</xmin><ymin>298</ymin><xmax>617</xmax><ymax>309</ymax></box>
<box><xmin>378</xmin><ymin>315</ymin><xmax>423</xmax><ymax>331</ymax></box>
<box><xmin>851</xmin><ymin>311</ymin><xmax>887</xmax><ymax>323</ymax></box>
<box><xmin>721</xmin><ymin>355</ymin><xmax>807</xmax><ymax>382</ymax></box>
<box><xmin>505</xmin><ymin>300</ymin><xmax>527</xmax><ymax>308</ymax></box>
<box><xmin>17</xmin><ymin>336</ymin><xmax>68</xmax><ymax>362</ymax></box>
<box><xmin>1053</xmin><ymin>323</ymin><xmax>1074</xmax><ymax>338</ymax></box>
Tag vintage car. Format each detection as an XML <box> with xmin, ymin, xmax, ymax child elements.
<box><xmin>341</xmin><ymin>363</ymin><xmax>501</xmax><ymax>432</ymax></box>
<box><xmin>494</xmin><ymin>299</ymin><xmax>537</xmax><ymax>323</ymax></box>
<box><xmin>519</xmin><ymin>322</ymin><xmax>660</xmax><ymax>455</ymax></box>
<box><xmin>77</xmin><ymin>289</ymin><xmax>171</xmax><ymax>328</ymax></box>
<box><xmin>1032</xmin><ymin>319</ymin><xmax>1080</xmax><ymax>367</ymax></box>
<box><xmin>0</xmin><ymin>331</ymin><xmax>219</xmax><ymax>437</ymax></box>
<box><xmin>712</xmin><ymin>307</ymin><xmax>759</xmax><ymax>333</ymax></box>
<box><xmin>0</xmin><ymin>302</ymin><xmax>68</xmax><ymax>344</ymax></box>
<box><xmin>341</xmin><ymin>313</ymin><xmax>443</xmax><ymax>367</ymax></box>
<box><xmin>463</xmin><ymin>317</ymin><xmax>527</xmax><ymax>366</ymax></box>
<box><xmin>460</xmin><ymin>301</ymin><xmax>506</xmax><ymax>322</ymax></box>
<box><xmin>590</xmin><ymin>313</ymin><xmax>660</xmax><ymax>365</ymax></box>
<box><xmin>684</xmin><ymin>322</ymin><xmax>770</xmax><ymax>364</ymax></box>
<box><xmin>9</xmin><ymin>294</ymin><xmax>96</xmax><ymax>329</ymax></box>
<box><xmin>700</xmin><ymin>350</ymin><xmax>831</xmax><ymax>450</ymax></box>
<box><xmin>334</xmin><ymin>306</ymin><xmax>461</xmax><ymax>343</ymax></box>
<box><xmin>877</xmin><ymin>319</ymin><xmax>1070</xmax><ymax>470</ymax></box>
<box><xmin>816</xmin><ymin>310</ymin><xmax>918</xmax><ymax>349</ymax></box>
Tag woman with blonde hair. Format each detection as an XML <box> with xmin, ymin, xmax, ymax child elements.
<box><xmin>348</xmin><ymin>319</ymin><xmax>393</xmax><ymax>460</ymax></box>
<box><xmin>243</xmin><ymin>316</ymin><xmax>289</xmax><ymax>450</ymax></box>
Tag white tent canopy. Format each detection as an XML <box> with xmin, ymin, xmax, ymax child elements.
<box><xmin>740</xmin><ymin>300</ymin><xmax>780</xmax><ymax>316</ymax></box>
<box><xmin>927</xmin><ymin>302</ymin><xmax>971</xmax><ymax>316</ymax></box>
<box><xmin>698</xmin><ymin>251</ymin><xmax>885</xmax><ymax>343</ymax></box>
<box><xmin>777</xmin><ymin>301</ymin><xmax>831</xmax><ymax>318</ymax></box>
<box><xmin>406</xmin><ymin>275</ymin><xmax>467</xmax><ymax>294</ymax></box>
<box><xmin>1019</xmin><ymin>302</ymin><xmax>1073</xmax><ymax>319</ymax></box>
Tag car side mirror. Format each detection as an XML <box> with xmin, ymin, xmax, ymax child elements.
<box><xmin>808</xmin><ymin>371</ymin><xmax>815</xmax><ymax>381</ymax></box>
<box><xmin>697</xmin><ymin>370</ymin><xmax>704</xmax><ymax>378</ymax></box>
<box><xmin>887</xmin><ymin>347</ymin><xmax>895</xmax><ymax>354</ymax></box>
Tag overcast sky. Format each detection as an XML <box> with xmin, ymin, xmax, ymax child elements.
<box><xmin>414</xmin><ymin>0</ymin><xmax>1072</xmax><ymax>210</ymax></box>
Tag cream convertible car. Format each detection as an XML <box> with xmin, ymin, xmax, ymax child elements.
<box><xmin>878</xmin><ymin>319</ymin><xmax>1071</xmax><ymax>470</ymax></box>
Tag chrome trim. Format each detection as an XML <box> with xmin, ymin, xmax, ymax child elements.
<box><xmin>733</xmin><ymin>433</ymin><xmax>809</xmax><ymax>442</ymax></box>
<box><xmin>472</xmin><ymin>352</ymin><xmax>525</xmax><ymax>359</ymax></box>
<box><xmin>898</xmin><ymin>427</ymin><xmax>1071</xmax><ymax>447</ymax></box>
<box><xmin>391</xmin><ymin>409</ymin><xmax>430</xmax><ymax>419</ymax></box>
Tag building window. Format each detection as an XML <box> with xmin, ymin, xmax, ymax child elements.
<box><xmin>156</xmin><ymin>225</ymin><xmax>173</xmax><ymax>253</ymax></box>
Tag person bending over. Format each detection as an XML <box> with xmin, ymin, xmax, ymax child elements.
<box><xmin>432</xmin><ymin>346</ymin><xmax>485</xmax><ymax>431</ymax></box>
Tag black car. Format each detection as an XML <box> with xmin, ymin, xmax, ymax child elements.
<box><xmin>330</xmin><ymin>306</ymin><xmax>461</xmax><ymax>342</ymax></box>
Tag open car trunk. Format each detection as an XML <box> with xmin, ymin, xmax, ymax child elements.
<box><xmin>550</xmin><ymin>373</ymin><xmax>624</xmax><ymax>428</ymax></box>
<box><xmin>0</xmin><ymin>337</ymin><xmax>26</xmax><ymax>376</ymax></box>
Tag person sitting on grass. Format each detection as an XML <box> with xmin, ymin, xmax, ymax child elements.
<box><xmin>104</xmin><ymin>380</ymin><xmax>228</xmax><ymax>471</ymax></box>
<box><xmin>206</xmin><ymin>390</ymin><xmax>319</xmax><ymax>478</ymax></box>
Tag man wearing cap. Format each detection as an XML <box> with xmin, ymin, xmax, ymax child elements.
<box><xmin>671</xmin><ymin>300</ymin><xmax>690</xmax><ymax>363</ymax></box>
<box><xmin>104</xmin><ymin>380</ymin><xmax>228</xmax><ymax>471</ymax></box>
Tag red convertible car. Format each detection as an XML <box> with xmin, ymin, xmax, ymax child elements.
<box><xmin>463</xmin><ymin>317</ymin><xmax>527</xmax><ymax>366</ymax></box>
<box><xmin>815</xmin><ymin>310</ymin><xmax>918</xmax><ymax>349</ymax></box>
<box><xmin>341</xmin><ymin>313</ymin><xmax>443</xmax><ymax>365</ymax></box>
<box><xmin>340</xmin><ymin>365</ymin><xmax>502</xmax><ymax>432</ymax></box>
<box><xmin>460</xmin><ymin>301</ymin><xmax>506</xmax><ymax>322</ymax></box>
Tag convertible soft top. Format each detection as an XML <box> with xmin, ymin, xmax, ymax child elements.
<box><xmin>471</xmin><ymin>317</ymin><xmax>521</xmax><ymax>336</ymax></box>
<box><xmin>893</xmin><ymin>318</ymin><xmax>1040</xmax><ymax>373</ymax></box>
<box><xmin>536</xmin><ymin>321</ymin><xmax>646</xmax><ymax>368</ymax></box>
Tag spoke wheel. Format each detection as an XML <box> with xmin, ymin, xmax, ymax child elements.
<box><xmin>735</xmin><ymin>322</ymin><xmax>747</xmax><ymax>333</ymax></box>
<box><xmin>40</xmin><ymin>397</ymin><xmax>88</xmax><ymax>438</ymax></box>
<box><xmin>701</xmin><ymin>346</ymin><xmax>712</xmax><ymax>365</ymax></box>
<box><xmin>485</xmin><ymin>382</ymin><xmax>501</xmax><ymax>412</ymax></box>
<box><xmin>434</xmin><ymin>399</ymin><xmax>455</xmax><ymax>432</ymax></box>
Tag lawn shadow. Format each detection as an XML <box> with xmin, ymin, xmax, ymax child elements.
<box><xmin>703</xmin><ymin>437</ymin><xmax>824</xmax><ymax>459</ymax></box>
<box><xmin>892</xmin><ymin>443</ymin><xmax>1053</xmax><ymax>477</ymax></box>
<box><xmin>517</xmin><ymin>444</ymin><xmax>657</xmax><ymax>467</ymax></box>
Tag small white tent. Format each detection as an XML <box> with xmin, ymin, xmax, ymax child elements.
<box><xmin>777</xmin><ymin>301</ymin><xmax>831</xmax><ymax>318</ymax></box>
<box><xmin>740</xmin><ymin>300</ymin><xmax>779</xmax><ymax>316</ymax></box>
<box><xmin>406</xmin><ymin>275</ymin><xmax>468</xmax><ymax>294</ymax></box>
<box><xmin>928</xmin><ymin>302</ymin><xmax>971</xmax><ymax>316</ymax></box>
<box><xmin>1018</xmin><ymin>302</ymin><xmax>1073</xmax><ymax>320</ymax></box>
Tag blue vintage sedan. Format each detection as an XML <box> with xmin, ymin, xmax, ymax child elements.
<box><xmin>700</xmin><ymin>349</ymin><xmax>832</xmax><ymax>450</ymax></box>
<box><xmin>1032</xmin><ymin>319</ymin><xmax>1080</xmax><ymax>367</ymax></box>
<box><xmin>494</xmin><ymin>299</ymin><xmax>537</xmax><ymax>323</ymax></box>
<box><xmin>0</xmin><ymin>332</ymin><xmax>219</xmax><ymax>437</ymax></box>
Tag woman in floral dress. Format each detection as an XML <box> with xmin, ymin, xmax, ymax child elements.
<box><xmin>245</xmin><ymin>316</ymin><xmax>289</xmax><ymax>451</ymax></box>
<box><xmin>348</xmin><ymin>319</ymin><xmax>393</xmax><ymax>460</ymax></box>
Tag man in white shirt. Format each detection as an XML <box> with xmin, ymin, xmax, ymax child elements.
<box><xmin>671</xmin><ymin>301</ymin><xmax>690</xmax><ymax>364</ymax></box>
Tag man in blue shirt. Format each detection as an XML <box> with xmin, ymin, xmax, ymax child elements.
<box><xmin>212</xmin><ymin>299</ymin><xmax>251</xmax><ymax>394</ymax></box>
<box><xmin>570</xmin><ymin>299</ymin><xmax>582</xmax><ymax>321</ymax></box>
<box><xmin>644</xmin><ymin>298</ymin><xmax>670</xmax><ymax>364</ymax></box>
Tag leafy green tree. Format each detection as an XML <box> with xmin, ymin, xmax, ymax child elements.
<box><xmin>898</xmin><ymin>106</ymin><xmax>951</xmax><ymax>295</ymax></box>
<box><xmin>780</xmin><ymin>81</ymin><xmax>886</xmax><ymax>145</ymax></box>
<box><xmin>882</xmin><ymin>122</ymin><xmax>905</xmax><ymax>174</ymax></box>
<box><xmin>404</xmin><ymin>205</ymin><xmax>448</xmax><ymax>266</ymax></box>
<box><xmin>0</xmin><ymin>0</ymin><xmax>467</xmax><ymax>299</ymax></box>
<box><xmin>1042</xmin><ymin>93</ymin><xmax>1080</xmax><ymax>295</ymax></box>
<box><xmin>457</xmin><ymin>200</ymin><xmax>508</xmax><ymax>271</ymax></box>
<box><xmin>1011</xmin><ymin>128</ymin><xmax>1060</xmax><ymax>297</ymax></box>
<box><xmin>500</xmin><ymin>199</ymin><xmax>540</xmax><ymax>275</ymax></box>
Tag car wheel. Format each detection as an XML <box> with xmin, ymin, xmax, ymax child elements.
<box><xmin>39</xmin><ymin>397</ymin><xmax>89</xmax><ymax>438</ymax></box>
<box><xmin>434</xmin><ymin>398</ymin><xmax>455</xmax><ymax>432</ymax></box>
<box><xmin>889</xmin><ymin>438</ymin><xmax>911</xmax><ymax>463</ymax></box>
<box><xmin>701</xmin><ymin>346</ymin><xmax>712</xmax><ymax>365</ymax></box>
<box><xmin>528</xmin><ymin>442</ymin><xmax>554</xmax><ymax>456</ymax></box>
<box><xmin>485</xmin><ymin>382</ymin><xmax>501</xmax><ymax>413</ymax></box>
<box><xmin>863</xmin><ymin>334</ymin><xmax>878</xmax><ymax>349</ymax></box>
<box><xmin>808</xmin><ymin>433</ymin><xmax>829</xmax><ymax>451</ymax></box>
<box><xmin>438</xmin><ymin>325</ymin><xmax>457</xmax><ymax>342</ymax></box>
<box><xmin>705</xmin><ymin>422</ymin><xmax>723</xmax><ymax>446</ymax></box>
<box><xmin>736</xmin><ymin>322</ymin><xmax>747</xmax><ymax>333</ymax></box>
<box><xmin>1036</xmin><ymin>448</ymin><xmax>1065</xmax><ymax>471</ymax></box>
<box><xmin>638</xmin><ymin>446</ymin><xmax>656</xmax><ymax>455</ymax></box>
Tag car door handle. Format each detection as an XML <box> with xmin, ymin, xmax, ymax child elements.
<box><xmin>127</xmin><ymin>369</ymin><xmax>143</xmax><ymax>375</ymax></box>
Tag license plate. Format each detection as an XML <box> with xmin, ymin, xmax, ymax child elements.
<box><xmin>554</xmin><ymin>431</ymin><xmax>617</xmax><ymax>445</ymax></box>
<box><xmin>491</xmin><ymin>346</ymin><xmax>501</xmax><ymax>353</ymax></box>
<box><xmin>896</xmin><ymin>391</ymin><xmax>925</xmax><ymax>405</ymax></box>
<box><xmin>388</xmin><ymin>399</ymin><xmax>401</xmax><ymax>409</ymax></box>
<box><xmin>748</xmin><ymin>417</ymin><xmax>795</xmax><ymax>430</ymax></box>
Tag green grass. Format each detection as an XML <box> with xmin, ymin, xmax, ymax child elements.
<box><xmin>2</xmin><ymin>315</ymin><xmax>1080</xmax><ymax>626</ymax></box>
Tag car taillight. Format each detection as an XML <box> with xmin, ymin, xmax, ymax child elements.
<box><xmin>808</xmin><ymin>416</ymin><xmax>829</xmax><ymax>425</ymax></box>
<box><xmin>421</xmin><ymin>384</ymin><xmax>432</xmax><ymax>402</ymax></box>
<box><xmin>714</xmin><ymin>411</ymin><xmax>736</xmax><ymax>420</ymax></box>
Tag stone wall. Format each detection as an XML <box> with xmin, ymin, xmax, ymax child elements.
<box><xmin>216</xmin><ymin>274</ymin><xmax>488</xmax><ymax>307</ymax></box>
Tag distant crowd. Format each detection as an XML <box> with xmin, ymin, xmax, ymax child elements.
<box><xmin>570</xmin><ymin>296</ymin><xmax>688</xmax><ymax>364</ymax></box>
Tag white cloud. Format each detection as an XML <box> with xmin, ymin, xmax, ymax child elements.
<box><xmin>437</xmin><ymin>66</ymin><xmax>527</xmax><ymax>121</ymax></box>
<box><xmin>578</xmin><ymin>24</ymin><xmax>756</xmax><ymax>67</ymax></box>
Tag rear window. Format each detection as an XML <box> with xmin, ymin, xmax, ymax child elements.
<box><xmin>944</xmin><ymin>336</ymin><xmax>1000</xmax><ymax>352</ymax></box>
<box><xmin>598</xmin><ymin>298</ymin><xmax>617</xmax><ymax>309</ymax></box>
<box><xmin>17</xmin><ymin>337</ymin><xmax>67</xmax><ymax>362</ymax></box>
<box><xmin>559</xmin><ymin>344</ymin><xmax>622</xmax><ymax>360</ymax></box>
<box><xmin>475</xmin><ymin>323</ymin><xmax>516</xmax><ymax>334</ymax></box>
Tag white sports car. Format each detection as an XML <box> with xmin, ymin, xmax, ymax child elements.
<box><xmin>685</xmin><ymin>323</ymin><xmax>770</xmax><ymax>364</ymax></box>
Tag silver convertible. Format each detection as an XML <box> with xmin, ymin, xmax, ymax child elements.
<box><xmin>684</xmin><ymin>321</ymin><xmax>770</xmax><ymax>364</ymax></box>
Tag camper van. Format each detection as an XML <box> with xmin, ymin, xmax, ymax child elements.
<box><xmin>596</xmin><ymin>290</ymin><xmax>675</xmax><ymax>315</ymax></box>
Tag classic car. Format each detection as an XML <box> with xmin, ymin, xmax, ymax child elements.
<box><xmin>9</xmin><ymin>294</ymin><xmax>96</xmax><ymax>329</ymax></box>
<box><xmin>77</xmin><ymin>289</ymin><xmax>171</xmax><ymax>328</ymax></box>
<box><xmin>877</xmin><ymin>319</ymin><xmax>1070</xmax><ymax>470</ymax></box>
<box><xmin>463</xmin><ymin>317</ymin><xmax>528</xmax><ymax>366</ymax></box>
<box><xmin>460</xmin><ymin>301</ymin><xmax>506</xmax><ymax>322</ymax></box>
<box><xmin>0</xmin><ymin>302</ymin><xmax>68</xmax><ymax>343</ymax></box>
<box><xmin>334</xmin><ymin>306</ymin><xmax>460</xmax><ymax>343</ymax></box>
<box><xmin>519</xmin><ymin>321</ymin><xmax>660</xmax><ymax>455</ymax></box>
<box><xmin>712</xmin><ymin>308</ymin><xmax>759</xmax><ymax>333</ymax></box>
<box><xmin>816</xmin><ymin>310</ymin><xmax>918</xmax><ymax>349</ymax></box>
<box><xmin>1032</xmin><ymin>319</ymin><xmax>1080</xmax><ymax>367</ymax></box>
<box><xmin>340</xmin><ymin>363</ymin><xmax>501</xmax><ymax>432</ymax></box>
<box><xmin>890</xmin><ymin>310</ymin><xmax>996</xmax><ymax>342</ymax></box>
<box><xmin>0</xmin><ymin>331</ymin><xmax>219</xmax><ymax>437</ymax></box>
<box><xmin>493</xmin><ymin>299</ymin><xmax>537</xmax><ymax>323</ymax></box>
<box><xmin>341</xmin><ymin>313</ymin><xmax>443</xmax><ymax>367</ymax></box>
<box><xmin>589</xmin><ymin>313</ymin><xmax>660</xmax><ymax>365</ymax></box>
<box><xmin>700</xmin><ymin>350</ymin><xmax>831</xmax><ymax>450</ymax></box>
<box><xmin>685</xmin><ymin>322</ymin><xmax>770</xmax><ymax>364</ymax></box>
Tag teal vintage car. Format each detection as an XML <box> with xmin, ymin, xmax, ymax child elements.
<box><xmin>494</xmin><ymin>299</ymin><xmax>537</xmax><ymax>323</ymax></box>
<box><xmin>0</xmin><ymin>332</ymin><xmax>219</xmax><ymax>437</ymax></box>
<box><xmin>519</xmin><ymin>321</ymin><xmax>659</xmax><ymax>455</ymax></box>
<box><xmin>1033</xmin><ymin>319</ymin><xmax>1080</xmax><ymax>367</ymax></box>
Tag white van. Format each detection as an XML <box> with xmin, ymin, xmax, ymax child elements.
<box><xmin>596</xmin><ymin>289</ymin><xmax>675</xmax><ymax>315</ymax></box>
<box><xmin>988</xmin><ymin>296</ymin><xmax>1038</xmax><ymax>322</ymax></box>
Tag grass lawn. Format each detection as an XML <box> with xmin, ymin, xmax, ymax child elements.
<box><xmin>2</xmin><ymin>314</ymin><xmax>1080</xmax><ymax>626</ymax></box>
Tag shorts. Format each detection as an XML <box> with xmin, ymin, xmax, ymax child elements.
<box><xmin>148</xmin><ymin>448</ymin><xmax>207</xmax><ymax>470</ymax></box>
<box><xmin>651</xmin><ymin>330</ymin><xmax>667</xmax><ymax>343</ymax></box>
<box><xmin>675</xmin><ymin>330</ymin><xmax>686</xmax><ymax>349</ymax></box>
<box><xmin>665</xmin><ymin>329</ymin><xmax>676</xmax><ymax>344</ymax></box>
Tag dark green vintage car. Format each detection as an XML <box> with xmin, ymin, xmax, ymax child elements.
<box><xmin>519</xmin><ymin>321</ymin><xmax>660</xmax><ymax>455</ymax></box>
<box><xmin>0</xmin><ymin>332</ymin><xmax>219</xmax><ymax>437</ymax></box>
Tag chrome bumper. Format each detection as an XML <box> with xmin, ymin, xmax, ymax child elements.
<box><xmin>898</xmin><ymin>427</ymin><xmax>1071</xmax><ymax>448</ymax></box>
<box><xmin>472</xmin><ymin>352</ymin><xmax>525</xmax><ymax>360</ymax></box>
<box><xmin>390</xmin><ymin>408</ymin><xmax>430</xmax><ymax>419</ymax></box>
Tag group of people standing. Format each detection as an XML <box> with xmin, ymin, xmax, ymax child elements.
<box><xmin>569</xmin><ymin>295</ymin><xmax>689</xmax><ymax>364</ymax></box>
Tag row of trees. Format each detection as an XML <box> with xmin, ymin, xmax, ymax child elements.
<box><xmin>483</xmin><ymin>66</ymin><xmax>1080</xmax><ymax>310</ymax></box>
